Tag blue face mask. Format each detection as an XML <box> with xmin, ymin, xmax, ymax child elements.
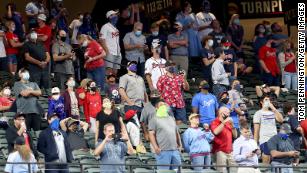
<box><xmin>135</xmin><ymin>30</ymin><xmax>142</xmax><ymax>37</ymax></box>
<box><xmin>110</xmin><ymin>16</ymin><xmax>118</xmax><ymax>26</ymax></box>
<box><xmin>167</xmin><ymin>66</ymin><xmax>177</xmax><ymax>74</ymax></box>
<box><xmin>278</xmin><ymin>133</ymin><xmax>289</xmax><ymax>140</ymax></box>
<box><xmin>50</xmin><ymin>118</ymin><xmax>60</xmax><ymax>131</ymax></box>
<box><xmin>128</xmin><ymin>64</ymin><xmax>137</xmax><ymax>72</ymax></box>
<box><xmin>233</xmin><ymin>19</ymin><xmax>240</xmax><ymax>25</ymax></box>
<box><xmin>152</xmin><ymin>31</ymin><xmax>159</xmax><ymax>37</ymax></box>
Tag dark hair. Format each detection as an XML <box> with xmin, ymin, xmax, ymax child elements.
<box><xmin>239</xmin><ymin>120</ymin><xmax>250</xmax><ymax>131</ymax></box>
<box><xmin>214</xmin><ymin>47</ymin><xmax>224</xmax><ymax>57</ymax></box>
<box><xmin>259</xmin><ymin>94</ymin><xmax>270</xmax><ymax>107</ymax></box>
<box><xmin>107</xmin><ymin>74</ymin><xmax>116</xmax><ymax>80</ymax></box>
<box><xmin>181</xmin><ymin>1</ymin><xmax>191</xmax><ymax>12</ymax></box>
<box><xmin>202</xmin><ymin>35</ymin><xmax>213</xmax><ymax>46</ymax></box>
<box><xmin>254</xmin><ymin>23</ymin><xmax>265</xmax><ymax>36</ymax></box>
<box><xmin>283</xmin><ymin>103</ymin><xmax>294</xmax><ymax>115</ymax></box>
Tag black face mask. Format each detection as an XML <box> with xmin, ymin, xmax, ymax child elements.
<box><xmin>150</xmin><ymin>97</ymin><xmax>160</xmax><ymax>107</ymax></box>
<box><xmin>202</xmin><ymin>84</ymin><xmax>210</xmax><ymax>90</ymax></box>
<box><xmin>90</xmin><ymin>86</ymin><xmax>97</xmax><ymax>92</ymax></box>
<box><xmin>60</xmin><ymin>36</ymin><xmax>66</xmax><ymax>42</ymax></box>
<box><xmin>220</xmin><ymin>97</ymin><xmax>229</xmax><ymax>104</ymax></box>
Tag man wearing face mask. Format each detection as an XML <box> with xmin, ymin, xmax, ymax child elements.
<box><xmin>201</xmin><ymin>36</ymin><xmax>215</xmax><ymax>87</ymax></box>
<box><xmin>48</xmin><ymin>87</ymin><xmax>66</xmax><ymax>120</ymax></box>
<box><xmin>119</xmin><ymin>61</ymin><xmax>148</xmax><ymax>115</ymax></box>
<box><xmin>123</xmin><ymin>22</ymin><xmax>147</xmax><ymax>76</ymax></box>
<box><xmin>52</xmin><ymin>30</ymin><xmax>75</xmax><ymax>90</ymax></box>
<box><xmin>100</xmin><ymin>10</ymin><xmax>121</xmax><ymax>76</ymax></box>
<box><xmin>267</xmin><ymin>123</ymin><xmax>300</xmax><ymax>173</ymax></box>
<box><xmin>228</xmin><ymin>80</ymin><xmax>252</xmax><ymax>114</ymax></box>
<box><xmin>37</xmin><ymin>113</ymin><xmax>73</xmax><ymax>173</ymax></box>
<box><xmin>221</xmin><ymin>38</ymin><xmax>238</xmax><ymax>81</ymax></box>
<box><xmin>13</xmin><ymin>68</ymin><xmax>42</xmax><ymax>131</ymax></box>
<box><xmin>0</xmin><ymin>86</ymin><xmax>15</xmax><ymax>112</ymax></box>
<box><xmin>35</xmin><ymin>14</ymin><xmax>52</xmax><ymax>53</ymax></box>
<box><xmin>24</xmin><ymin>31</ymin><xmax>51</xmax><ymax>93</ymax></box>
<box><xmin>271</xmin><ymin>23</ymin><xmax>288</xmax><ymax>51</ymax></box>
<box><xmin>253</xmin><ymin>95</ymin><xmax>283</xmax><ymax>164</ymax></box>
<box><xmin>157</xmin><ymin>61</ymin><xmax>189</xmax><ymax>125</ymax></box>
<box><xmin>196</xmin><ymin>0</ymin><xmax>216</xmax><ymax>40</ymax></box>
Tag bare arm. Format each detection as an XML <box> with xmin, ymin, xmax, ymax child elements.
<box><xmin>164</xmin><ymin>46</ymin><xmax>170</xmax><ymax>60</ymax></box>
<box><xmin>80</xmin><ymin>120</ymin><xmax>89</xmax><ymax>132</ymax></box>
<box><xmin>45</xmin><ymin>52</ymin><xmax>50</xmax><ymax>63</ymax></box>
<box><xmin>8</xmin><ymin>39</ymin><xmax>23</xmax><ymax>48</ymax></box>
<box><xmin>271</xmin><ymin>150</ymin><xmax>295</xmax><ymax>158</ymax></box>
<box><xmin>176</xmin><ymin>131</ymin><xmax>182</xmax><ymax>148</ymax></box>
<box><xmin>29</xmin><ymin>89</ymin><xmax>42</xmax><ymax>97</ymax></box>
<box><xmin>53</xmin><ymin>53</ymin><xmax>71</xmax><ymax>62</ymax></box>
<box><xmin>253</xmin><ymin>123</ymin><xmax>260</xmax><ymax>144</ymax></box>
<box><xmin>145</xmin><ymin>74</ymin><xmax>154</xmax><ymax>90</ymax></box>
<box><xmin>149</xmin><ymin>131</ymin><xmax>159</xmax><ymax>149</ymax></box>
<box><xmin>183</xmin><ymin>78</ymin><xmax>189</xmax><ymax>91</ymax></box>
<box><xmin>259</xmin><ymin>60</ymin><xmax>270</xmax><ymax>73</ymax></box>
<box><xmin>100</xmin><ymin>39</ymin><xmax>109</xmax><ymax>54</ymax></box>
<box><xmin>202</xmin><ymin>57</ymin><xmax>215</xmax><ymax>66</ymax></box>
<box><xmin>94</xmin><ymin>138</ymin><xmax>108</xmax><ymax>156</ymax></box>
<box><xmin>192</xmin><ymin>107</ymin><xmax>198</xmax><ymax>113</ymax></box>
<box><xmin>37</xmin><ymin>35</ymin><xmax>48</xmax><ymax>42</ymax></box>
<box><xmin>60</xmin><ymin>118</ymin><xmax>70</xmax><ymax>132</ymax></box>
<box><xmin>95</xmin><ymin>121</ymin><xmax>99</xmax><ymax>143</ymax></box>
<box><xmin>270</xmin><ymin>86</ymin><xmax>280</xmax><ymax>97</ymax></box>
<box><xmin>234</xmin><ymin>62</ymin><xmax>238</xmax><ymax>77</ymax></box>
<box><xmin>213</xmin><ymin>122</ymin><xmax>225</xmax><ymax>135</ymax></box>
<box><xmin>255</xmin><ymin>86</ymin><xmax>263</xmax><ymax>97</ymax></box>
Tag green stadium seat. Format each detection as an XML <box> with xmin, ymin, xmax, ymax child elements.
<box><xmin>133</xmin><ymin>168</ymin><xmax>154</xmax><ymax>173</ymax></box>
<box><xmin>86</xmin><ymin>168</ymin><xmax>101</xmax><ymax>173</ymax></box>
<box><xmin>156</xmin><ymin>170</ymin><xmax>176</xmax><ymax>173</ymax></box>
<box><xmin>69</xmin><ymin>167</ymin><xmax>82</xmax><ymax>173</ymax></box>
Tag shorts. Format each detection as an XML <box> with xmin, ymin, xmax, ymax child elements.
<box><xmin>105</xmin><ymin>54</ymin><xmax>122</xmax><ymax>70</ymax></box>
<box><xmin>260</xmin><ymin>142</ymin><xmax>270</xmax><ymax>155</ymax></box>
<box><xmin>171</xmin><ymin>107</ymin><xmax>187</xmax><ymax>123</ymax></box>
<box><xmin>8</xmin><ymin>54</ymin><xmax>17</xmax><ymax>65</ymax></box>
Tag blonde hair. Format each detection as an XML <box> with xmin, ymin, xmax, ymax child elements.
<box><xmin>229</xmin><ymin>14</ymin><xmax>239</xmax><ymax>26</ymax></box>
<box><xmin>16</xmin><ymin>145</ymin><xmax>32</xmax><ymax>161</ymax></box>
<box><xmin>80</xmin><ymin>78</ymin><xmax>91</xmax><ymax>88</ymax></box>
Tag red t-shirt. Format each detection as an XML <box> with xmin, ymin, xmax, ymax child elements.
<box><xmin>300</xmin><ymin>120</ymin><xmax>307</xmax><ymax>149</ymax></box>
<box><xmin>84</xmin><ymin>41</ymin><xmax>105</xmax><ymax>70</ymax></box>
<box><xmin>284</xmin><ymin>52</ymin><xmax>296</xmax><ymax>73</ymax></box>
<box><xmin>84</xmin><ymin>91</ymin><xmax>102</xmax><ymax>122</ymax></box>
<box><xmin>259</xmin><ymin>45</ymin><xmax>280</xmax><ymax>77</ymax></box>
<box><xmin>210</xmin><ymin>118</ymin><xmax>233</xmax><ymax>154</ymax></box>
<box><xmin>76</xmin><ymin>87</ymin><xmax>86</xmax><ymax>106</ymax></box>
<box><xmin>0</xmin><ymin>96</ymin><xmax>15</xmax><ymax>107</ymax></box>
<box><xmin>5</xmin><ymin>32</ymin><xmax>19</xmax><ymax>55</ymax></box>
<box><xmin>35</xmin><ymin>25</ymin><xmax>52</xmax><ymax>52</ymax></box>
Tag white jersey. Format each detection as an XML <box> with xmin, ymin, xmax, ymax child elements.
<box><xmin>145</xmin><ymin>57</ymin><xmax>166</xmax><ymax>89</ymax></box>
<box><xmin>99</xmin><ymin>22</ymin><xmax>121</xmax><ymax>56</ymax></box>
<box><xmin>196</xmin><ymin>12</ymin><xmax>216</xmax><ymax>40</ymax></box>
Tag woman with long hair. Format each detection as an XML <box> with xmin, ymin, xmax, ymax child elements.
<box><xmin>4</xmin><ymin>136</ymin><xmax>38</xmax><ymax>173</ymax></box>
<box><xmin>253</xmin><ymin>23</ymin><xmax>267</xmax><ymax>73</ymax></box>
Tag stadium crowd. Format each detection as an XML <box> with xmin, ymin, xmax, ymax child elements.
<box><xmin>0</xmin><ymin>0</ymin><xmax>306</xmax><ymax>173</ymax></box>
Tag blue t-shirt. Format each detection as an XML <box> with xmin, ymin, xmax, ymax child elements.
<box><xmin>201</xmin><ymin>48</ymin><xmax>215</xmax><ymax>80</ymax></box>
<box><xmin>224</xmin><ymin>49</ymin><xmax>238</xmax><ymax>76</ymax></box>
<box><xmin>192</xmin><ymin>92</ymin><xmax>219</xmax><ymax>125</ymax></box>
<box><xmin>253</xmin><ymin>36</ymin><xmax>267</xmax><ymax>56</ymax></box>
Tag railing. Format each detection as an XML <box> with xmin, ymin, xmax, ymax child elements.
<box><xmin>1</xmin><ymin>162</ymin><xmax>307</xmax><ymax>173</ymax></box>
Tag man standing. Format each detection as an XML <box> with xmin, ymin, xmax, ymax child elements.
<box><xmin>192</xmin><ymin>80</ymin><xmax>219</xmax><ymax>126</ymax></box>
<box><xmin>100</xmin><ymin>10</ymin><xmax>121</xmax><ymax>76</ymax></box>
<box><xmin>52</xmin><ymin>30</ymin><xmax>75</xmax><ymax>90</ymax></box>
<box><xmin>37</xmin><ymin>113</ymin><xmax>73</xmax><ymax>173</ymax></box>
<box><xmin>13</xmin><ymin>68</ymin><xmax>42</xmax><ymax>131</ymax></box>
<box><xmin>24</xmin><ymin>31</ymin><xmax>50</xmax><ymax>93</ymax></box>
<box><xmin>36</xmin><ymin>14</ymin><xmax>52</xmax><ymax>53</ymax></box>
<box><xmin>210</xmin><ymin>107</ymin><xmax>237</xmax><ymax>173</ymax></box>
<box><xmin>196</xmin><ymin>0</ymin><xmax>216</xmax><ymax>40</ymax></box>
<box><xmin>157</xmin><ymin>61</ymin><xmax>189</xmax><ymax>124</ymax></box>
<box><xmin>119</xmin><ymin>61</ymin><xmax>148</xmax><ymax>114</ymax></box>
<box><xmin>233</xmin><ymin>122</ymin><xmax>261</xmax><ymax>173</ymax></box>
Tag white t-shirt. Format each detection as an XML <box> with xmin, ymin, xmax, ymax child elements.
<box><xmin>5</xmin><ymin>151</ymin><xmax>38</xmax><ymax>173</ymax></box>
<box><xmin>99</xmin><ymin>22</ymin><xmax>121</xmax><ymax>56</ymax></box>
<box><xmin>253</xmin><ymin>109</ymin><xmax>277</xmax><ymax>145</ymax></box>
<box><xmin>126</xmin><ymin>116</ymin><xmax>141</xmax><ymax>147</ymax></box>
<box><xmin>0</xmin><ymin>36</ymin><xmax>6</xmax><ymax>58</ymax></box>
<box><xmin>69</xmin><ymin>19</ymin><xmax>82</xmax><ymax>45</ymax></box>
<box><xmin>145</xmin><ymin>57</ymin><xmax>166</xmax><ymax>89</ymax></box>
<box><xmin>196</xmin><ymin>12</ymin><xmax>216</xmax><ymax>40</ymax></box>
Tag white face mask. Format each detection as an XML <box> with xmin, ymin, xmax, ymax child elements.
<box><xmin>3</xmin><ymin>88</ymin><xmax>11</xmax><ymax>96</ymax></box>
<box><xmin>208</xmin><ymin>39</ymin><xmax>214</xmax><ymax>47</ymax></box>
<box><xmin>263</xmin><ymin>100</ymin><xmax>270</xmax><ymax>108</ymax></box>
<box><xmin>30</xmin><ymin>32</ymin><xmax>38</xmax><ymax>40</ymax></box>
<box><xmin>82</xmin><ymin>40</ymin><xmax>88</xmax><ymax>47</ymax></box>
<box><xmin>52</xmin><ymin>94</ymin><xmax>60</xmax><ymax>100</ymax></box>
<box><xmin>22</xmin><ymin>72</ymin><xmax>30</xmax><ymax>81</ymax></box>
<box><xmin>103</xmin><ymin>102</ymin><xmax>112</xmax><ymax>109</ymax></box>
<box><xmin>67</xmin><ymin>80</ymin><xmax>76</xmax><ymax>88</ymax></box>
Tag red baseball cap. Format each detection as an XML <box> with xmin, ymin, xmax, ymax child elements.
<box><xmin>125</xmin><ymin>110</ymin><xmax>137</xmax><ymax>120</ymax></box>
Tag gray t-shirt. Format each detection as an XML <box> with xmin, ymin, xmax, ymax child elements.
<box><xmin>123</xmin><ymin>32</ymin><xmax>146</xmax><ymax>63</ymax></box>
<box><xmin>253</xmin><ymin>109</ymin><xmax>278</xmax><ymax>145</ymax></box>
<box><xmin>13</xmin><ymin>81</ymin><xmax>41</xmax><ymax>114</ymax></box>
<box><xmin>148</xmin><ymin>116</ymin><xmax>178</xmax><ymax>150</ymax></box>
<box><xmin>140</xmin><ymin>102</ymin><xmax>156</xmax><ymax>125</ymax></box>
<box><xmin>167</xmin><ymin>32</ymin><xmax>188</xmax><ymax>56</ymax></box>
<box><xmin>52</xmin><ymin>41</ymin><xmax>74</xmax><ymax>75</ymax></box>
<box><xmin>119</xmin><ymin>74</ymin><xmax>146</xmax><ymax>107</ymax></box>
<box><xmin>267</xmin><ymin>135</ymin><xmax>295</xmax><ymax>163</ymax></box>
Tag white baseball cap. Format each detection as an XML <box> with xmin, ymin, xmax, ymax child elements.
<box><xmin>106</xmin><ymin>10</ymin><xmax>118</xmax><ymax>18</ymax></box>
<box><xmin>51</xmin><ymin>87</ymin><xmax>60</xmax><ymax>94</ymax></box>
<box><xmin>37</xmin><ymin>14</ymin><xmax>47</xmax><ymax>21</ymax></box>
<box><xmin>174</xmin><ymin>21</ymin><xmax>183</xmax><ymax>28</ymax></box>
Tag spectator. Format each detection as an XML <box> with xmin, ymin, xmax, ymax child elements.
<box><xmin>84</xmin><ymin>80</ymin><xmax>102</xmax><ymax>132</ymax></box>
<box><xmin>271</xmin><ymin>22</ymin><xmax>288</xmax><ymax>52</ymax></box>
<box><xmin>94</xmin><ymin>123</ymin><xmax>128</xmax><ymax>173</ymax></box>
<box><xmin>25</xmin><ymin>0</ymin><xmax>45</xmax><ymax>29</ymax></box>
<box><xmin>123</xmin><ymin>22</ymin><xmax>147</xmax><ymax>76</ymax></box>
<box><xmin>5</xmin><ymin>113</ymin><xmax>38</xmax><ymax>158</ymax></box>
<box><xmin>24</xmin><ymin>31</ymin><xmax>50</xmax><ymax>92</ymax></box>
<box><xmin>148</xmin><ymin>102</ymin><xmax>182</xmax><ymax>170</ymax></box>
<box><xmin>145</xmin><ymin>40</ymin><xmax>166</xmax><ymax>91</ymax></box>
<box><xmin>5</xmin><ymin>20</ymin><xmax>24</xmax><ymax>75</ymax></box>
<box><xmin>124</xmin><ymin>109</ymin><xmax>142</xmax><ymax>149</ymax></box>
<box><xmin>157</xmin><ymin>61</ymin><xmax>190</xmax><ymax>124</ymax></box>
<box><xmin>267</xmin><ymin>123</ymin><xmax>300</xmax><ymax>173</ymax></box>
<box><xmin>258</xmin><ymin>36</ymin><xmax>281</xmax><ymax>86</ymax></box>
<box><xmin>48</xmin><ymin>87</ymin><xmax>66</xmax><ymax>120</ymax></box>
<box><xmin>156</xmin><ymin>12</ymin><xmax>172</xmax><ymax>37</ymax></box>
<box><xmin>140</xmin><ymin>89</ymin><xmax>161</xmax><ymax>141</ymax></box>
<box><xmin>78</xmin><ymin>34</ymin><xmax>106</xmax><ymax>91</ymax></box>
<box><xmin>146</xmin><ymin>22</ymin><xmax>169</xmax><ymax>60</ymax></box>
<box><xmin>209</xmin><ymin>20</ymin><xmax>226</xmax><ymax>49</ymax></box>
<box><xmin>255</xmin><ymin>84</ymin><xmax>280</xmax><ymax>98</ymax></box>
<box><xmin>211</xmin><ymin>47</ymin><xmax>230</xmax><ymax>97</ymax></box>
<box><xmin>4</xmin><ymin>136</ymin><xmax>38</xmax><ymax>173</ymax></box>
<box><xmin>69</xmin><ymin>13</ymin><xmax>83</xmax><ymax>46</ymax></box>
<box><xmin>253</xmin><ymin>95</ymin><xmax>283</xmax><ymax>164</ymax></box>
<box><xmin>182</xmin><ymin>113</ymin><xmax>214</xmax><ymax>171</ymax></box>
<box><xmin>51</xmin><ymin>1</ymin><xmax>69</xmax><ymax>33</ymax></box>
<box><xmin>104</xmin><ymin>74</ymin><xmax>121</xmax><ymax>104</ymax></box>
<box><xmin>63</xmin><ymin>77</ymin><xmax>80</xmax><ymax>119</ymax></box>
<box><xmin>76</xmin><ymin>78</ymin><xmax>91</xmax><ymax>115</ymax></box>
<box><xmin>176</xmin><ymin>1</ymin><xmax>201</xmax><ymax>59</ymax></box>
<box><xmin>221</xmin><ymin>38</ymin><xmax>238</xmax><ymax>82</ymax></box>
<box><xmin>167</xmin><ymin>22</ymin><xmax>189</xmax><ymax>75</ymax></box>
<box><xmin>201</xmin><ymin>36</ymin><xmax>215</xmax><ymax>86</ymax></box>
<box><xmin>300</xmin><ymin>119</ymin><xmax>307</xmax><ymax>155</ymax></box>
<box><xmin>0</xmin><ymin>86</ymin><xmax>15</xmax><ymax>112</ymax></box>
<box><xmin>119</xmin><ymin>61</ymin><xmax>148</xmax><ymax>113</ymax></box>
<box><xmin>262</xmin><ymin>20</ymin><xmax>271</xmax><ymax>36</ymax></box>
<box><xmin>37</xmin><ymin>113</ymin><xmax>73</xmax><ymax>173</ymax></box>
<box><xmin>100</xmin><ymin>10</ymin><xmax>121</xmax><ymax>76</ymax></box>
<box><xmin>5</xmin><ymin>3</ymin><xmax>26</xmax><ymax>41</ymax></box>
<box><xmin>52</xmin><ymin>30</ymin><xmax>75</xmax><ymax>90</ymax></box>
<box><xmin>60</xmin><ymin>117</ymin><xmax>89</xmax><ymax>151</ymax></box>
<box><xmin>278</xmin><ymin>40</ymin><xmax>297</xmax><ymax>90</ymax></box>
<box><xmin>78</xmin><ymin>13</ymin><xmax>98</xmax><ymax>40</ymax></box>
<box><xmin>210</xmin><ymin>107</ymin><xmax>237</xmax><ymax>173</ymax></box>
<box><xmin>226</xmin><ymin>14</ymin><xmax>244</xmax><ymax>59</ymax></box>
<box><xmin>253</xmin><ymin>24</ymin><xmax>267</xmax><ymax>74</ymax></box>
<box><xmin>36</xmin><ymin>14</ymin><xmax>52</xmax><ymax>53</ymax></box>
<box><xmin>196</xmin><ymin>0</ymin><xmax>216</xmax><ymax>40</ymax></box>
<box><xmin>228</xmin><ymin>80</ymin><xmax>253</xmax><ymax>114</ymax></box>
<box><xmin>13</xmin><ymin>68</ymin><xmax>42</xmax><ymax>131</ymax></box>
<box><xmin>0</xmin><ymin>22</ymin><xmax>7</xmax><ymax>72</ymax></box>
<box><xmin>192</xmin><ymin>80</ymin><xmax>219</xmax><ymax>126</ymax></box>
<box><xmin>233</xmin><ymin>122</ymin><xmax>261</xmax><ymax>173</ymax></box>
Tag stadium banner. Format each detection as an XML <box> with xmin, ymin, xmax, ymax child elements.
<box><xmin>144</xmin><ymin>0</ymin><xmax>180</xmax><ymax>18</ymax></box>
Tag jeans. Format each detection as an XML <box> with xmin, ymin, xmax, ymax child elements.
<box><xmin>271</xmin><ymin>161</ymin><xmax>293</xmax><ymax>173</ymax></box>
<box><xmin>284</xmin><ymin>72</ymin><xmax>297</xmax><ymax>90</ymax></box>
<box><xmin>171</xmin><ymin>107</ymin><xmax>187</xmax><ymax>123</ymax></box>
<box><xmin>155</xmin><ymin>150</ymin><xmax>182</xmax><ymax>170</ymax></box>
<box><xmin>87</xmin><ymin>66</ymin><xmax>105</xmax><ymax>92</ymax></box>
<box><xmin>191</xmin><ymin>155</ymin><xmax>211</xmax><ymax>171</ymax></box>
<box><xmin>45</xmin><ymin>163</ymin><xmax>69</xmax><ymax>173</ymax></box>
<box><xmin>262</xmin><ymin>72</ymin><xmax>280</xmax><ymax>86</ymax></box>
<box><xmin>24</xmin><ymin>113</ymin><xmax>41</xmax><ymax>131</ymax></box>
<box><xmin>30</xmin><ymin>68</ymin><xmax>50</xmax><ymax>90</ymax></box>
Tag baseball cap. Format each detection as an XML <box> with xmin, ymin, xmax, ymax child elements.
<box><xmin>221</xmin><ymin>38</ymin><xmax>231</xmax><ymax>47</ymax></box>
<box><xmin>280</xmin><ymin>123</ymin><xmax>292</xmax><ymax>134</ymax></box>
<box><xmin>189</xmin><ymin>113</ymin><xmax>200</xmax><ymax>121</ymax></box>
<box><xmin>51</xmin><ymin>87</ymin><xmax>60</xmax><ymax>94</ymax></box>
<box><xmin>174</xmin><ymin>21</ymin><xmax>183</xmax><ymax>28</ymax></box>
<box><xmin>125</xmin><ymin>110</ymin><xmax>137</xmax><ymax>121</ymax></box>
<box><xmin>37</xmin><ymin>14</ymin><xmax>47</xmax><ymax>21</ymax></box>
<box><xmin>150</xmin><ymin>89</ymin><xmax>161</xmax><ymax>98</ymax></box>
<box><xmin>14</xmin><ymin>136</ymin><xmax>25</xmax><ymax>145</ymax></box>
<box><xmin>106</xmin><ymin>10</ymin><xmax>118</xmax><ymax>18</ymax></box>
<box><xmin>152</xmin><ymin>39</ymin><xmax>161</xmax><ymax>49</ymax></box>
<box><xmin>14</xmin><ymin>113</ymin><xmax>25</xmax><ymax>120</ymax></box>
<box><xmin>66</xmin><ymin>118</ymin><xmax>79</xmax><ymax>127</ymax></box>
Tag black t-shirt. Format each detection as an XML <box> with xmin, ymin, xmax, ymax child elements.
<box><xmin>201</xmin><ymin>48</ymin><xmax>215</xmax><ymax>78</ymax></box>
<box><xmin>209</xmin><ymin>31</ymin><xmax>225</xmax><ymax>49</ymax></box>
<box><xmin>224</xmin><ymin>49</ymin><xmax>238</xmax><ymax>76</ymax></box>
<box><xmin>267</xmin><ymin>134</ymin><xmax>295</xmax><ymax>164</ymax></box>
<box><xmin>288</xmin><ymin>115</ymin><xmax>301</xmax><ymax>150</ymax></box>
<box><xmin>24</xmin><ymin>41</ymin><xmax>47</xmax><ymax>71</ymax></box>
<box><xmin>96</xmin><ymin>110</ymin><xmax>121</xmax><ymax>140</ymax></box>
